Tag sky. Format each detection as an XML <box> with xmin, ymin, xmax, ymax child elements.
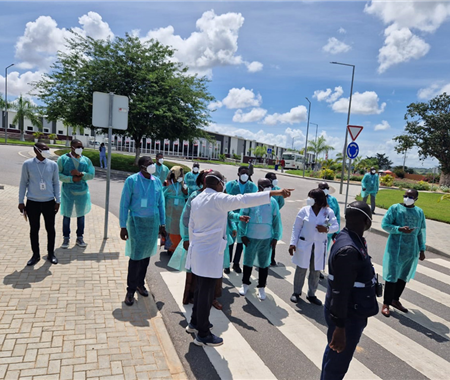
<box><xmin>1</xmin><ymin>1</ymin><xmax>450</xmax><ymax>168</ymax></box>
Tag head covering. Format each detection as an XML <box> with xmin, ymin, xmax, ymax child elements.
<box><xmin>170</xmin><ymin>165</ymin><xmax>183</xmax><ymax>179</ymax></box>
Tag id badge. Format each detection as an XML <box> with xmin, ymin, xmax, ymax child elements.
<box><xmin>141</xmin><ymin>199</ymin><xmax>148</xmax><ymax>208</ymax></box>
<box><xmin>174</xmin><ymin>199</ymin><xmax>179</xmax><ymax>206</ymax></box>
<box><xmin>40</xmin><ymin>181</ymin><xmax>46</xmax><ymax>190</ymax></box>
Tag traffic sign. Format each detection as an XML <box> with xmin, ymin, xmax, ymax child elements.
<box><xmin>267</xmin><ymin>148</ymin><xmax>272</xmax><ymax>154</ymax></box>
<box><xmin>347</xmin><ymin>142</ymin><xmax>359</xmax><ymax>159</ymax></box>
<box><xmin>347</xmin><ymin>125</ymin><xmax>363</xmax><ymax>141</ymax></box>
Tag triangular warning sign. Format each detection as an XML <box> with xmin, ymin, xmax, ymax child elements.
<box><xmin>347</xmin><ymin>125</ymin><xmax>363</xmax><ymax>141</ymax></box>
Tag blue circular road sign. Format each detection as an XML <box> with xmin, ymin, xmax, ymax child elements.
<box><xmin>347</xmin><ymin>142</ymin><xmax>359</xmax><ymax>159</ymax></box>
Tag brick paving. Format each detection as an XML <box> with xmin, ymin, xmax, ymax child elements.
<box><xmin>0</xmin><ymin>185</ymin><xmax>187</xmax><ymax>380</ymax></box>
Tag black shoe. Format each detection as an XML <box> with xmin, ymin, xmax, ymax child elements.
<box><xmin>124</xmin><ymin>292</ymin><xmax>135</xmax><ymax>306</ymax></box>
<box><xmin>233</xmin><ymin>264</ymin><xmax>242</xmax><ymax>274</ymax></box>
<box><xmin>27</xmin><ymin>256</ymin><xmax>40</xmax><ymax>266</ymax></box>
<box><xmin>47</xmin><ymin>255</ymin><xmax>58</xmax><ymax>265</ymax></box>
<box><xmin>224</xmin><ymin>268</ymin><xmax>230</xmax><ymax>274</ymax></box>
<box><xmin>136</xmin><ymin>286</ymin><xmax>149</xmax><ymax>297</ymax></box>
<box><xmin>306</xmin><ymin>296</ymin><xmax>323</xmax><ymax>306</ymax></box>
<box><xmin>372</xmin><ymin>211</ymin><xmax>376</xmax><ymax>215</ymax></box>
<box><xmin>319</xmin><ymin>272</ymin><xmax>324</xmax><ymax>279</ymax></box>
<box><xmin>270</xmin><ymin>260</ymin><xmax>277</xmax><ymax>266</ymax></box>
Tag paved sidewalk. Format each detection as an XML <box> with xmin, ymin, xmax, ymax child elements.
<box><xmin>0</xmin><ymin>184</ymin><xmax>187</xmax><ymax>380</ymax></box>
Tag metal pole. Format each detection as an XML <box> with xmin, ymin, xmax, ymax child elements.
<box><xmin>310</xmin><ymin>122</ymin><xmax>318</xmax><ymax>164</ymax></box>
<box><xmin>4</xmin><ymin>64</ymin><xmax>14</xmax><ymax>143</ymax></box>
<box><xmin>303</xmin><ymin>97</ymin><xmax>311</xmax><ymax>178</ymax></box>
<box><xmin>104</xmin><ymin>92</ymin><xmax>114</xmax><ymax>240</ymax></box>
<box><xmin>345</xmin><ymin>157</ymin><xmax>352</xmax><ymax>208</ymax></box>
<box><xmin>331</xmin><ymin>62</ymin><xmax>355</xmax><ymax>194</ymax></box>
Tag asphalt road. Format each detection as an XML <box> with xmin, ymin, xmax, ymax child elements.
<box><xmin>2</xmin><ymin>145</ymin><xmax>450</xmax><ymax>380</ymax></box>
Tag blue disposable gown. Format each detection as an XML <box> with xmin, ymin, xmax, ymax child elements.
<box><xmin>326</xmin><ymin>194</ymin><xmax>341</xmax><ymax>248</ymax></box>
<box><xmin>272</xmin><ymin>185</ymin><xmax>285</xmax><ymax>210</ymax></box>
<box><xmin>163</xmin><ymin>182</ymin><xmax>188</xmax><ymax>235</ymax></box>
<box><xmin>119</xmin><ymin>173</ymin><xmax>166</xmax><ymax>260</ymax></box>
<box><xmin>239</xmin><ymin>198</ymin><xmax>282</xmax><ymax>268</ymax></box>
<box><xmin>381</xmin><ymin>203</ymin><xmax>426</xmax><ymax>282</ymax></box>
<box><xmin>154</xmin><ymin>164</ymin><xmax>170</xmax><ymax>184</ymax></box>
<box><xmin>223</xmin><ymin>212</ymin><xmax>240</xmax><ymax>269</ymax></box>
<box><xmin>58</xmin><ymin>154</ymin><xmax>95</xmax><ymax>218</ymax></box>
<box><xmin>361</xmin><ymin>173</ymin><xmax>379</xmax><ymax>198</ymax></box>
<box><xmin>184</xmin><ymin>171</ymin><xmax>200</xmax><ymax>197</ymax></box>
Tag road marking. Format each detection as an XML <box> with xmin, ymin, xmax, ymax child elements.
<box><xmin>428</xmin><ymin>258</ymin><xmax>450</xmax><ymax>271</ymax></box>
<box><xmin>276</xmin><ymin>265</ymin><xmax>450</xmax><ymax>378</ymax></box>
<box><xmin>161</xmin><ymin>271</ymin><xmax>277</xmax><ymax>380</ymax></box>
<box><xmin>18</xmin><ymin>150</ymin><xmax>33</xmax><ymax>159</ymax></box>
<box><xmin>415</xmin><ymin>263</ymin><xmax>450</xmax><ymax>287</ymax></box>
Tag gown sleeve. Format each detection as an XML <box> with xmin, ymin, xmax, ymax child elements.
<box><xmin>381</xmin><ymin>205</ymin><xmax>402</xmax><ymax>234</ymax></box>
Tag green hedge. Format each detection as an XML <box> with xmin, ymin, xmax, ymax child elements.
<box><xmin>335</xmin><ymin>173</ymin><xmax>364</xmax><ymax>181</ymax></box>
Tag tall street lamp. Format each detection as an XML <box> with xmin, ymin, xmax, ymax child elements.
<box><xmin>310</xmin><ymin>122</ymin><xmax>318</xmax><ymax>162</ymax></box>
<box><xmin>303</xmin><ymin>97</ymin><xmax>311</xmax><ymax>178</ymax></box>
<box><xmin>4</xmin><ymin>63</ymin><xmax>14</xmax><ymax>144</ymax></box>
<box><xmin>331</xmin><ymin>61</ymin><xmax>355</xmax><ymax>194</ymax></box>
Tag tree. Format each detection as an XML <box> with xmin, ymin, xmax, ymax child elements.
<box><xmin>307</xmin><ymin>135</ymin><xmax>335</xmax><ymax>159</ymax></box>
<box><xmin>393</xmin><ymin>134</ymin><xmax>414</xmax><ymax>172</ymax></box>
<box><xmin>396</xmin><ymin>93</ymin><xmax>450</xmax><ymax>186</ymax></box>
<box><xmin>11</xmin><ymin>95</ymin><xmax>42</xmax><ymax>141</ymax></box>
<box><xmin>375</xmin><ymin>153</ymin><xmax>393</xmax><ymax>170</ymax></box>
<box><xmin>253</xmin><ymin>145</ymin><xmax>267</xmax><ymax>158</ymax></box>
<box><xmin>33</xmin><ymin>32</ymin><xmax>214</xmax><ymax>164</ymax></box>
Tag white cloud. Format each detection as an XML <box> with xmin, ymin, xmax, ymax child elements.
<box><xmin>365</xmin><ymin>1</ymin><xmax>450</xmax><ymax>73</ymax></box>
<box><xmin>377</xmin><ymin>25</ymin><xmax>430</xmax><ymax>73</ymax></box>
<box><xmin>374</xmin><ymin>120</ymin><xmax>391</xmax><ymax>131</ymax></box>
<box><xmin>313</xmin><ymin>86</ymin><xmax>343</xmax><ymax>103</ymax></box>
<box><xmin>245</xmin><ymin>61</ymin><xmax>263</xmax><ymax>73</ymax></box>
<box><xmin>207</xmin><ymin>100</ymin><xmax>223</xmax><ymax>110</ymax></box>
<box><xmin>322</xmin><ymin>37</ymin><xmax>351</xmax><ymax>54</ymax></box>
<box><xmin>222</xmin><ymin>87</ymin><xmax>262</xmax><ymax>109</ymax></box>
<box><xmin>73</xmin><ymin>12</ymin><xmax>114</xmax><ymax>41</ymax></box>
<box><xmin>262</xmin><ymin>105</ymin><xmax>308</xmax><ymax>126</ymax></box>
<box><xmin>143</xmin><ymin>10</ymin><xmax>260</xmax><ymax>78</ymax></box>
<box><xmin>0</xmin><ymin>70</ymin><xmax>45</xmax><ymax>98</ymax></box>
<box><xmin>232</xmin><ymin>108</ymin><xmax>267</xmax><ymax>123</ymax></box>
<box><xmin>338</xmin><ymin>27</ymin><xmax>347</xmax><ymax>34</ymax></box>
<box><xmin>331</xmin><ymin>91</ymin><xmax>386</xmax><ymax>115</ymax></box>
<box><xmin>417</xmin><ymin>82</ymin><xmax>450</xmax><ymax>99</ymax></box>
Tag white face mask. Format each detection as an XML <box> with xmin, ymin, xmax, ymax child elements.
<box><xmin>41</xmin><ymin>150</ymin><xmax>51</xmax><ymax>158</ymax></box>
<box><xmin>306</xmin><ymin>197</ymin><xmax>315</xmax><ymax>206</ymax></box>
<box><xmin>263</xmin><ymin>187</ymin><xmax>272</xmax><ymax>192</ymax></box>
<box><xmin>192</xmin><ymin>167</ymin><xmax>199</xmax><ymax>173</ymax></box>
<box><xmin>158</xmin><ymin>158</ymin><xmax>164</xmax><ymax>164</ymax></box>
<box><xmin>177</xmin><ymin>177</ymin><xmax>183</xmax><ymax>183</ymax></box>
<box><xmin>403</xmin><ymin>197</ymin><xmax>415</xmax><ymax>206</ymax></box>
<box><xmin>74</xmin><ymin>148</ymin><xmax>83</xmax><ymax>156</ymax></box>
<box><xmin>272</xmin><ymin>179</ymin><xmax>279</xmax><ymax>186</ymax></box>
<box><xmin>240</xmin><ymin>174</ymin><xmax>249</xmax><ymax>183</ymax></box>
<box><xmin>371</xmin><ymin>170</ymin><xmax>376</xmax><ymax>174</ymax></box>
<box><xmin>146</xmin><ymin>164</ymin><xmax>156</xmax><ymax>174</ymax></box>
<box><xmin>323</xmin><ymin>189</ymin><xmax>329</xmax><ymax>196</ymax></box>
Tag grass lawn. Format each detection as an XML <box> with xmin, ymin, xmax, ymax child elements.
<box><xmin>356</xmin><ymin>189</ymin><xmax>450</xmax><ymax>224</ymax></box>
<box><xmin>1</xmin><ymin>138</ymin><xmax>65</xmax><ymax>149</ymax></box>
<box><xmin>54</xmin><ymin>149</ymin><xmax>190</xmax><ymax>174</ymax></box>
<box><xmin>286</xmin><ymin>170</ymin><xmax>317</xmax><ymax>177</ymax></box>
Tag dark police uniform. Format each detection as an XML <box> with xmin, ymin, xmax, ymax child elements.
<box><xmin>321</xmin><ymin>228</ymin><xmax>379</xmax><ymax>380</ymax></box>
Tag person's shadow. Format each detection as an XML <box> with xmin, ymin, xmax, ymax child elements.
<box><xmin>112</xmin><ymin>294</ymin><xmax>158</xmax><ymax>327</ymax></box>
<box><xmin>3</xmin><ymin>260</ymin><xmax>52</xmax><ymax>289</ymax></box>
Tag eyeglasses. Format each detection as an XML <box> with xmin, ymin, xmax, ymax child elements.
<box><xmin>404</xmin><ymin>195</ymin><xmax>415</xmax><ymax>199</ymax></box>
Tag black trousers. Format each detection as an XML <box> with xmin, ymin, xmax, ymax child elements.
<box><xmin>26</xmin><ymin>199</ymin><xmax>56</xmax><ymax>258</ymax></box>
<box><xmin>230</xmin><ymin>243</ymin><xmax>244</xmax><ymax>266</ymax></box>
<box><xmin>127</xmin><ymin>257</ymin><xmax>150</xmax><ymax>294</ymax></box>
<box><xmin>190</xmin><ymin>275</ymin><xmax>216</xmax><ymax>338</ymax></box>
<box><xmin>383</xmin><ymin>279</ymin><xmax>407</xmax><ymax>305</ymax></box>
<box><xmin>271</xmin><ymin>246</ymin><xmax>276</xmax><ymax>263</ymax></box>
<box><xmin>242</xmin><ymin>265</ymin><xmax>269</xmax><ymax>288</ymax></box>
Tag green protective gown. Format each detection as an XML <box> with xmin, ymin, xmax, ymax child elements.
<box><xmin>381</xmin><ymin>203</ymin><xmax>426</xmax><ymax>283</ymax></box>
<box><xmin>239</xmin><ymin>198</ymin><xmax>282</xmax><ymax>269</ymax></box>
<box><xmin>57</xmin><ymin>154</ymin><xmax>95</xmax><ymax>218</ymax></box>
<box><xmin>163</xmin><ymin>182</ymin><xmax>188</xmax><ymax>235</ymax></box>
<box><xmin>361</xmin><ymin>173</ymin><xmax>379</xmax><ymax>198</ymax></box>
<box><xmin>119</xmin><ymin>173</ymin><xmax>166</xmax><ymax>260</ymax></box>
<box><xmin>154</xmin><ymin>163</ymin><xmax>170</xmax><ymax>184</ymax></box>
<box><xmin>326</xmin><ymin>194</ymin><xmax>341</xmax><ymax>248</ymax></box>
<box><xmin>272</xmin><ymin>185</ymin><xmax>285</xmax><ymax>210</ymax></box>
<box><xmin>184</xmin><ymin>171</ymin><xmax>200</xmax><ymax>197</ymax></box>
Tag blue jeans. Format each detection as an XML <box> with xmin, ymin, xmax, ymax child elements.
<box><xmin>321</xmin><ymin>307</ymin><xmax>368</xmax><ymax>380</ymax></box>
<box><xmin>63</xmin><ymin>216</ymin><xmax>85</xmax><ymax>238</ymax></box>
<box><xmin>100</xmin><ymin>155</ymin><xmax>107</xmax><ymax>168</ymax></box>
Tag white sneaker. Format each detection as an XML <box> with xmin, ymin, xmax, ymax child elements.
<box><xmin>238</xmin><ymin>284</ymin><xmax>249</xmax><ymax>296</ymax></box>
<box><xmin>257</xmin><ymin>288</ymin><xmax>266</xmax><ymax>300</ymax></box>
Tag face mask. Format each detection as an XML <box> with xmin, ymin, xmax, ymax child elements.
<box><xmin>272</xmin><ymin>179</ymin><xmax>278</xmax><ymax>186</ymax></box>
<box><xmin>371</xmin><ymin>170</ymin><xmax>376</xmax><ymax>174</ymax></box>
<box><xmin>74</xmin><ymin>148</ymin><xmax>83</xmax><ymax>156</ymax></box>
<box><xmin>322</xmin><ymin>189</ymin><xmax>329</xmax><ymax>196</ymax></box>
<box><xmin>306</xmin><ymin>197</ymin><xmax>315</xmax><ymax>206</ymax></box>
<box><xmin>192</xmin><ymin>167</ymin><xmax>199</xmax><ymax>174</ymax></box>
<box><xmin>177</xmin><ymin>177</ymin><xmax>183</xmax><ymax>183</ymax></box>
<box><xmin>158</xmin><ymin>158</ymin><xmax>164</xmax><ymax>164</ymax></box>
<box><xmin>263</xmin><ymin>187</ymin><xmax>272</xmax><ymax>192</ymax></box>
<box><xmin>41</xmin><ymin>150</ymin><xmax>51</xmax><ymax>158</ymax></box>
<box><xmin>146</xmin><ymin>164</ymin><xmax>156</xmax><ymax>174</ymax></box>
<box><xmin>240</xmin><ymin>174</ymin><xmax>249</xmax><ymax>183</ymax></box>
<box><xmin>404</xmin><ymin>197</ymin><xmax>415</xmax><ymax>206</ymax></box>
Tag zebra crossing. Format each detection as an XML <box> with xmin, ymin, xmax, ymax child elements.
<box><xmin>159</xmin><ymin>251</ymin><xmax>450</xmax><ymax>380</ymax></box>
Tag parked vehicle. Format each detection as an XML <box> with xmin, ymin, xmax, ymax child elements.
<box><xmin>282</xmin><ymin>152</ymin><xmax>304</xmax><ymax>170</ymax></box>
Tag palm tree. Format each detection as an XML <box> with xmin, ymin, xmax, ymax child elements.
<box><xmin>308</xmin><ymin>136</ymin><xmax>335</xmax><ymax>160</ymax></box>
<box><xmin>11</xmin><ymin>95</ymin><xmax>42</xmax><ymax>141</ymax></box>
<box><xmin>253</xmin><ymin>145</ymin><xmax>267</xmax><ymax>159</ymax></box>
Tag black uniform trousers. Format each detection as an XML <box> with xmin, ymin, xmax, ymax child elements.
<box><xmin>127</xmin><ymin>257</ymin><xmax>150</xmax><ymax>294</ymax></box>
<box><xmin>190</xmin><ymin>275</ymin><xmax>216</xmax><ymax>338</ymax></box>
<box><xmin>26</xmin><ymin>199</ymin><xmax>56</xmax><ymax>258</ymax></box>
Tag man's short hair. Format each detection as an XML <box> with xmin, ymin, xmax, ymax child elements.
<box><xmin>71</xmin><ymin>139</ymin><xmax>82</xmax><ymax>147</ymax></box>
<box><xmin>138</xmin><ymin>156</ymin><xmax>151</xmax><ymax>167</ymax></box>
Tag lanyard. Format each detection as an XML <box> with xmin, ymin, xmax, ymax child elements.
<box><xmin>35</xmin><ymin>159</ymin><xmax>47</xmax><ymax>182</ymax></box>
<box><xmin>172</xmin><ymin>182</ymin><xmax>179</xmax><ymax>197</ymax></box>
<box><xmin>139</xmin><ymin>175</ymin><xmax>152</xmax><ymax>199</ymax></box>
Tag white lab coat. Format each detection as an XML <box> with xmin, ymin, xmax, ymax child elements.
<box><xmin>289</xmin><ymin>206</ymin><xmax>339</xmax><ymax>271</ymax></box>
<box><xmin>186</xmin><ymin>188</ymin><xmax>271</xmax><ymax>278</ymax></box>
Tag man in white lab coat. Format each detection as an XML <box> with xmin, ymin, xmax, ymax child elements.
<box><xmin>185</xmin><ymin>171</ymin><xmax>293</xmax><ymax>347</ymax></box>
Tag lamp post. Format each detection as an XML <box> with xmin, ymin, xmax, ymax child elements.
<box><xmin>303</xmin><ymin>97</ymin><xmax>311</xmax><ymax>178</ymax></box>
<box><xmin>331</xmin><ymin>61</ymin><xmax>355</xmax><ymax>194</ymax></box>
<box><xmin>310</xmin><ymin>122</ymin><xmax>318</xmax><ymax>163</ymax></box>
<box><xmin>4</xmin><ymin>63</ymin><xmax>14</xmax><ymax>144</ymax></box>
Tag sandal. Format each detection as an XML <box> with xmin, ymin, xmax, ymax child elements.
<box><xmin>391</xmin><ymin>300</ymin><xmax>408</xmax><ymax>313</ymax></box>
<box><xmin>212</xmin><ymin>300</ymin><xmax>223</xmax><ymax>310</ymax></box>
<box><xmin>381</xmin><ymin>304</ymin><xmax>390</xmax><ymax>318</ymax></box>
